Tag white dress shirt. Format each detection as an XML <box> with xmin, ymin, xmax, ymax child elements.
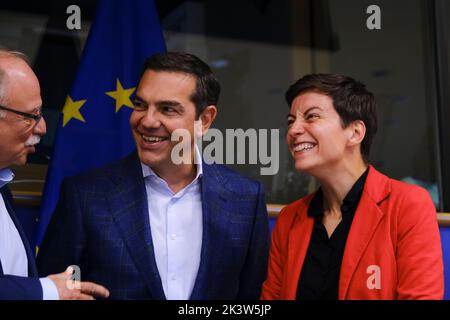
<box><xmin>0</xmin><ymin>169</ymin><xmax>59</xmax><ymax>300</ymax></box>
<box><xmin>142</xmin><ymin>147</ymin><xmax>203</xmax><ymax>300</ymax></box>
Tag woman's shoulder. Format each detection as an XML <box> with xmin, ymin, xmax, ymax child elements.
<box><xmin>380</xmin><ymin>176</ymin><xmax>436</xmax><ymax>220</ymax></box>
<box><xmin>367</xmin><ymin>165</ymin><xmax>432</xmax><ymax>203</ymax></box>
<box><xmin>277</xmin><ymin>193</ymin><xmax>316</xmax><ymax>224</ymax></box>
<box><xmin>388</xmin><ymin>176</ymin><xmax>432</xmax><ymax>200</ymax></box>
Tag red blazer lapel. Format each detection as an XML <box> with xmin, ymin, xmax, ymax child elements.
<box><xmin>284</xmin><ymin>196</ymin><xmax>315</xmax><ymax>299</ymax></box>
<box><xmin>339</xmin><ymin>166</ymin><xmax>391</xmax><ymax>299</ymax></box>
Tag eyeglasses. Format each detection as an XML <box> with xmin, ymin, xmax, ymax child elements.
<box><xmin>0</xmin><ymin>105</ymin><xmax>43</xmax><ymax>128</ymax></box>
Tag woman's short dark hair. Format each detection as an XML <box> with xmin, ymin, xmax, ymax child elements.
<box><xmin>285</xmin><ymin>73</ymin><xmax>378</xmax><ymax>163</ymax></box>
<box><xmin>140</xmin><ymin>52</ymin><xmax>220</xmax><ymax>118</ymax></box>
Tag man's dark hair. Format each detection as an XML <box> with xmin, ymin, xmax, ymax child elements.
<box><xmin>285</xmin><ymin>73</ymin><xmax>378</xmax><ymax>163</ymax></box>
<box><xmin>140</xmin><ymin>52</ymin><xmax>220</xmax><ymax>118</ymax></box>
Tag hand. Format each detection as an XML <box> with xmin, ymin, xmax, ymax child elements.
<box><xmin>48</xmin><ymin>267</ymin><xmax>110</xmax><ymax>300</ymax></box>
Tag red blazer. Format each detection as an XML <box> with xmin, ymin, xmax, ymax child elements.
<box><xmin>261</xmin><ymin>166</ymin><xmax>444</xmax><ymax>300</ymax></box>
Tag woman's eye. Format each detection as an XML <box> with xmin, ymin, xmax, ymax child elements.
<box><xmin>306</xmin><ymin>114</ymin><xmax>319</xmax><ymax>120</ymax></box>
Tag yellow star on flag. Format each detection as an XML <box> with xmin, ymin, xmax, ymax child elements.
<box><xmin>105</xmin><ymin>79</ymin><xmax>135</xmax><ymax>113</ymax></box>
<box><xmin>62</xmin><ymin>95</ymin><xmax>87</xmax><ymax>127</ymax></box>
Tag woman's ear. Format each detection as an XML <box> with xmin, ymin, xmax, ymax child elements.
<box><xmin>347</xmin><ymin>120</ymin><xmax>366</xmax><ymax>147</ymax></box>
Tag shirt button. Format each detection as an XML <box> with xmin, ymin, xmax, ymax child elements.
<box><xmin>171</xmin><ymin>234</ymin><xmax>176</xmax><ymax>240</ymax></box>
<box><xmin>171</xmin><ymin>275</ymin><xmax>176</xmax><ymax>281</ymax></box>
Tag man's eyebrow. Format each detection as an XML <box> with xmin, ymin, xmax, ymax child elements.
<box><xmin>133</xmin><ymin>95</ymin><xmax>145</xmax><ymax>102</ymax></box>
<box><xmin>155</xmin><ymin>100</ymin><xmax>183</xmax><ymax>108</ymax></box>
<box><xmin>28</xmin><ymin>106</ymin><xmax>42</xmax><ymax>114</ymax></box>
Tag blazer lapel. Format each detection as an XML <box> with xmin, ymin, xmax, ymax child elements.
<box><xmin>106</xmin><ymin>153</ymin><xmax>166</xmax><ymax>299</ymax></box>
<box><xmin>0</xmin><ymin>186</ymin><xmax>38</xmax><ymax>277</ymax></box>
<box><xmin>190</xmin><ymin>163</ymin><xmax>231</xmax><ymax>300</ymax></box>
<box><xmin>339</xmin><ymin>166</ymin><xmax>390</xmax><ymax>299</ymax></box>
<box><xmin>285</xmin><ymin>197</ymin><xmax>314</xmax><ymax>299</ymax></box>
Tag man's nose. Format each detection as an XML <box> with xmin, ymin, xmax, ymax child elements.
<box><xmin>141</xmin><ymin>108</ymin><xmax>161</xmax><ymax>129</ymax></box>
<box><xmin>33</xmin><ymin>116</ymin><xmax>47</xmax><ymax>136</ymax></box>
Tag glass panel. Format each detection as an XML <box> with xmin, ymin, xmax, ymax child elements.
<box><xmin>0</xmin><ymin>1</ymin><xmax>95</xmax><ymax>198</ymax></box>
<box><xmin>160</xmin><ymin>0</ymin><xmax>441</xmax><ymax>207</ymax></box>
<box><xmin>160</xmin><ymin>0</ymin><xmax>310</xmax><ymax>203</ymax></box>
<box><xmin>0</xmin><ymin>0</ymin><xmax>442</xmax><ymax>208</ymax></box>
<box><xmin>319</xmin><ymin>0</ymin><xmax>440</xmax><ymax>207</ymax></box>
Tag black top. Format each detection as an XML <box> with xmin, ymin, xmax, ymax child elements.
<box><xmin>296</xmin><ymin>168</ymin><xmax>369</xmax><ymax>300</ymax></box>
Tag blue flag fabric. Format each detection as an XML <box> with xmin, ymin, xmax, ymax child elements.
<box><xmin>34</xmin><ymin>0</ymin><xmax>166</xmax><ymax>247</ymax></box>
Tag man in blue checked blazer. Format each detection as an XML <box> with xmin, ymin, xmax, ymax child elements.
<box><xmin>37</xmin><ymin>52</ymin><xmax>270</xmax><ymax>300</ymax></box>
<box><xmin>0</xmin><ymin>49</ymin><xmax>108</xmax><ymax>300</ymax></box>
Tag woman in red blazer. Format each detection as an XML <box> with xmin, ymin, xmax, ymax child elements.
<box><xmin>261</xmin><ymin>74</ymin><xmax>444</xmax><ymax>300</ymax></box>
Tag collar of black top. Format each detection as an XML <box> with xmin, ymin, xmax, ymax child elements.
<box><xmin>307</xmin><ymin>167</ymin><xmax>370</xmax><ymax>219</ymax></box>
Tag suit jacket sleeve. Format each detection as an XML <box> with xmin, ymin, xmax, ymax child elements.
<box><xmin>395</xmin><ymin>186</ymin><xmax>444</xmax><ymax>299</ymax></box>
<box><xmin>37</xmin><ymin>178</ymin><xmax>87</xmax><ymax>278</ymax></box>
<box><xmin>236</xmin><ymin>182</ymin><xmax>270</xmax><ymax>299</ymax></box>
<box><xmin>0</xmin><ymin>276</ymin><xmax>42</xmax><ymax>300</ymax></box>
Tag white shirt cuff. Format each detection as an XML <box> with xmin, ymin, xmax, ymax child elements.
<box><xmin>39</xmin><ymin>277</ymin><xmax>60</xmax><ymax>300</ymax></box>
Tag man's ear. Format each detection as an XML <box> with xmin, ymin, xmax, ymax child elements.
<box><xmin>347</xmin><ymin>120</ymin><xmax>366</xmax><ymax>147</ymax></box>
<box><xmin>197</xmin><ymin>105</ymin><xmax>217</xmax><ymax>137</ymax></box>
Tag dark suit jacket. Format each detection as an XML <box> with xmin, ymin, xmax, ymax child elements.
<box><xmin>0</xmin><ymin>186</ymin><xmax>42</xmax><ymax>299</ymax></box>
<box><xmin>37</xmin><ymin>152</ymin><xmax>270</xmax><ymax>299</ymax></box>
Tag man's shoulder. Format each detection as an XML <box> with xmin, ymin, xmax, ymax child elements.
<box><xmin>202</xmin><ymin>163</ymin><xmax>263</xmax><ymax>195</ymax></box>
<box><xmin>65</xmin><ymin>152</ymin><xmax>139</xmax><ymax>186</ymax></box>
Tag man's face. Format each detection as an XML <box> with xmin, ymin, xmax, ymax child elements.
<box><xmin>130</xmin><ymin>70</ymin><xmax>199</xmax><ymax>173</ymax></box>
<box><xmin>0</xmin><ymin>58</ymin><xmax>47</xmax><ymax>168</ymax></box>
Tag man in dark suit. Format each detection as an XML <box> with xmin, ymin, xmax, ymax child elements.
<box><xmin>0</xmin><ymin>49</ymin><xmax>109</xmax><ymax>299</ymax></box>
<box><xmin>37</xmin><ymin>52</ymin><xmax>270</xmax><ymax>299</ymax></box>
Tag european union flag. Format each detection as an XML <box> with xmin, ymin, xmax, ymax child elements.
<box><xmin>34</xmin><ymin>0</ymin><xmax>166</xmax><ymax>247</ymax></box>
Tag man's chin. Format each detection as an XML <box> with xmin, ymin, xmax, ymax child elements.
<box><xmin>12</xmin><ymin>156</ymin><xmax>28</xmax><ymax>167</ymax></box>
<box><xmin>12</xmin><ymin>150</ymin><xmax>32</xmax><ymax>167</ymax></box>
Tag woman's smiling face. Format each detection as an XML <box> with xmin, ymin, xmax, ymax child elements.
<box><xmin>286</xmin><ymin>91</ymin><xmax>354</xmax><ymax>174</ymax></box>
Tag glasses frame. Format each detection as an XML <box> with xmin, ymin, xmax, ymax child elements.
<box><xmin>0</xmin><ymin>105</ymin><xmax>42</xmax><ymax>127</ymax></box>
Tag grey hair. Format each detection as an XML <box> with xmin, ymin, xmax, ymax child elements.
<box><xmin>0</xmin><ymin>47</ymin><xmax>30</xmax><ymax>106</ymax></box>
<box><xmin>0</xmin><ymin>47</ymin><xmax>30</xmax><ymax>63</ymax></box>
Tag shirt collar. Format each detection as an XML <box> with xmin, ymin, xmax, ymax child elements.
<box><xmin>342</xmin><ymin>167</ymin><xmax>369</xmax><ymax>206</ymax></box>
<box><xmin>141</xmin><ymin>144</ymin><xmax>203</xmax><ymax>182</ymax></box>
<box><xmin>308</xmin><ymin>167</ymin><xmax>370</xmax><ymax>219</ymax></box>
<box><xmin>0</xmin><ymin>169</ymin><xmax>14</xmax><ymax>189</ymax></box>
